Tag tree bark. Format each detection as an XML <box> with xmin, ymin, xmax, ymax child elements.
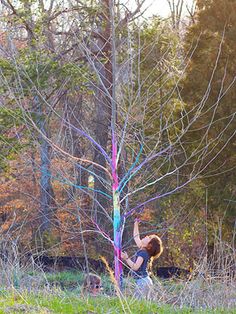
<box><xmin>35</xmin><ymin>97</ymin><xmax>56</xmax><ymax>241</ymax></box>
<box><xmin>92</xmin><ymin>0</ymin><xmax>113</xmax><ymax>223</ymax></box>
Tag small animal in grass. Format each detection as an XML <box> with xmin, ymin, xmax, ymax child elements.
<box><xmin>82</xmin><ymin>273</ymin><xmax>103</xmax><ymax>296</ymax></box>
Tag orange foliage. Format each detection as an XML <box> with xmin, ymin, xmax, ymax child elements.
<box><xmin>0</xmin><ymin>151</ymin><xmax>94</xmax><ymax>256</ymax></box>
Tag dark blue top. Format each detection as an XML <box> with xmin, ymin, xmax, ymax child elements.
<box><xmin>132</xmin><ymin>249</ymin><xmax>150</xmax><ymax>279</ymax></box>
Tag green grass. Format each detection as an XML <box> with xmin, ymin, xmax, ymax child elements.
<box><xmin>45</xmin><ymin>271</ymin><xmax>84</xmax><ymax>289</ymax></box>
<box><xmin>1</xmin><ymin>270</ymin><xmax>234</xmax><ymax>313</ymax></box>
<box><xmin>0</xmin><ymin>289</ymin><xmax>234</xmax><ymax>314</ymax></box>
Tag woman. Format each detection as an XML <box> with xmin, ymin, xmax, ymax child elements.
<box><xmin>121</xmin><ymin>219</ymin><xmax>163</xmax><ymax>299</ymax></box>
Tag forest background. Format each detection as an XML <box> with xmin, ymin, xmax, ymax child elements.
<box><xmin>0</xmin><ymin>0</ymin><xmax>235</xmax><ymax>279</ymax></box>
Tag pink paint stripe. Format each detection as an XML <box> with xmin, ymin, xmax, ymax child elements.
<box><xmin>112</xmin><ymin>133</ymin><xmax>119</xmax><ymax>190</ymax></box>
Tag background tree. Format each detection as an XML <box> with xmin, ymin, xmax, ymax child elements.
<box><xmin>182</xmin><ymin>0</ymin><xmax>236</xmax><ymax>244</ymax></box>
<box><xmin>0</xmin><ymin>0</ymin><xmax>91</xmax><ymax>250</ymax></box>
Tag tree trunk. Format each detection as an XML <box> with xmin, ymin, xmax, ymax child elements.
<box><xmin>92</xmin><ymin>0</ymin><xmax>113</xmax><ymax>224</ymax></box>
<box><xmin>34</xmin><ymin>97</ymin><xmax>56</xmax><ymax>245</ymax></box>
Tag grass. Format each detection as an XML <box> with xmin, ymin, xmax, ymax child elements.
<box><xmin>0</xmin><ymin>269</ymin><xmax>235</xmax><ymax>313</ymax></box>
<box><xmin>45</xmin><ymin>271</ymin><xmax>84</xmax><ymax>290</ymax></box>
<box><xmin>0</xmin><ymin>288</ymin><xmax>234</xmax><ymax>314</ymax></box>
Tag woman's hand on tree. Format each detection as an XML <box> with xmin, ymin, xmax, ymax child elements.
<box><xmin>121</xmin><ymin>251</ymin><xmax>128</xmax><ymax>260</ymax></box>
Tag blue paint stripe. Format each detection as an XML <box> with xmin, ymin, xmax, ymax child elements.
<box><xmin>38</xmin><ymin>168</ymin><xmax>112</xmax><ymax>199</ymax></box>
<box><xmin>118</xmin><ymin>144</ymin><xmax>143</xmax><ymax>193</ymax></box>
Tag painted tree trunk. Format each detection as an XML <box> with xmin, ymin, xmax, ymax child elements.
<box><xmin>87</xmin><ymin>0</ymin><xmax>123</xmax><ymax>286</ymax></box>
<box><xmin>109</xmin><ymin>0</ymin><xmax>123</xmax><ymax>288</ymax></box>
<box><xmin>112</xmin><ymin>134</ymin><xmax>123</xmax><ymax>287</ymax></box>
<box><xmin>113</xmin><ymin>189</ymin><xmax>122</xmax><ymax>286</ymax></box>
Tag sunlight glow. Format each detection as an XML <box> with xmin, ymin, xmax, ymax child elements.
<box><xmin>127</xmin><ymin>0</ymin><xmax>194</xmax><ymax>17</ymax></box>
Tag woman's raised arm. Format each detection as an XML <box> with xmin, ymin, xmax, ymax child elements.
<box><xmin>133</xmin><ymin>220</ymin><xmax>142</xmax><ymax>248</ymax></box>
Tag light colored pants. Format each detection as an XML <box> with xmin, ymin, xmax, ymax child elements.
<box><xmin>134</xmin><ymin>276</ymin><xmax>153</xmax><ymax>299</ymax></box>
